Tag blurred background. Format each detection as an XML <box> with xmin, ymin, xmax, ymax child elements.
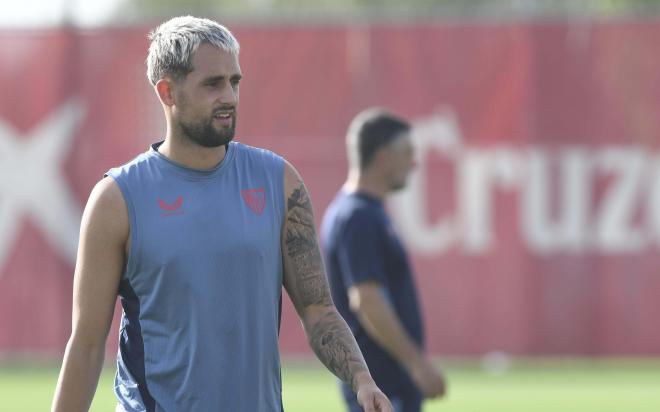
<box><xmin>1</xmin><ymin>0</ymin><xmax>660</xmax><ymax>411</ymax></box>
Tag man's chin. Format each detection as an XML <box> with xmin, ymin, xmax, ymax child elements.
<box><xmin>203</xmin><ymin>137</ymin><xmax>234</xmax><ymax>148</ymax></box>
<box><xmin>179</xmin><ymin>119</ymin><xmax>235</xmax><ymax>148</ymax></box>
<box><xmin>196</xmin><ymin>130</ymin><xmax>235</xmax><ymax>148</ymax></box>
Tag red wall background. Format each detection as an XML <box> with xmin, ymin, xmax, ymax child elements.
<box><xmin>1</xmin><ymin>21</ymin><xmax>659</xmax><ymax>357</ymax></box>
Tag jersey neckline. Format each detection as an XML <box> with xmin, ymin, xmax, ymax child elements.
<box><xmin>147</xmin><ymin>140</ymin><xmax>237</xmax><ymax>180</ymax></box>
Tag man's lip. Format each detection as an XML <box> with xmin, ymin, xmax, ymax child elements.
<box><xmin>214</xmin><ymin>112</ymin><xmax>234</xmax><ymax>122</ymax></box>
<box><xmin>213</xmin><ymin>112</ymin><xmax>234</xmax><ymax>125</ymax></box>
<box><xmin>214</xmin><ymin>108</ymin><xmax>235</xmax><ymax>114</ymax></box>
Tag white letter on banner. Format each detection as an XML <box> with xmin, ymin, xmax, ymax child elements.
<box><xmin>521</xmin><ymin>148</ymin><xmax>591</xmax><ymax>253</ymax></box>
<box><xmin>458</xmin><ymin>147</ymin><xmax>525</xmax><ymax>253</ymax></box>
<box><xmin>593</xmin><ymin>147</ymin><xmax>647</xmax><ymax>252</ymax></box>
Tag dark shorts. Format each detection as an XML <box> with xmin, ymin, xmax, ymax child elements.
<box><xmin>340</xmin><ymin>382</ymin><xmax>422</xmax><ymax>412</ymax></box>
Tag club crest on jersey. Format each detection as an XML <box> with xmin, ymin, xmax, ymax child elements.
<box><xmin>241</xmin><ymin>187</ymin><xmax>266</xmax><ymax>215</ymax></box>
<box><xmin>158</xmin><ymin>195</ymin><xmax>184</xmax><ymax>216</ymax></box>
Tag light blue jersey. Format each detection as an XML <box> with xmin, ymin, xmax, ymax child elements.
<box><xmin>106</xmin><ymin>141</ymin><xmax>285</xmax><ymax>412</ymax></box>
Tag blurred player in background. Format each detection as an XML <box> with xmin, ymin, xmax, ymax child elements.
<box><xmin>321</xmin><ymin>109</ymin><xmax>446</xmax><ymax>412</ymax></box>
<box><xmin>52</xmin><ymin>16</ymin><xmax>392</xmax><ymax>412</ymax></box>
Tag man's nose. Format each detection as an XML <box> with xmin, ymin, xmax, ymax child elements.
<box><xmin>219</xmin><ymin>83</ymin><xmax>238</xmax><ymax>105</ymax></box>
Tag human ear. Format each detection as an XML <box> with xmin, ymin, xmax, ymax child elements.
<box><xmin>155</xmin><ymin>78</ymin><xmax>175</xmax><ymax>107</ymax></box>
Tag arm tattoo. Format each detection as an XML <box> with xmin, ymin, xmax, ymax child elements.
<box><xmin>284</xmin><ymin>181</ymin><xmax>332</xmax><ymax>308</ymax></box>
<box><xmin>309</xmin><ymin>311</ymin><xmax>369</xmax><ymax>391</ymax></box>
<box><xmin>285</xmin><ymin>180</ymin><xmax>370</xmax><ymax>390</ymax></box>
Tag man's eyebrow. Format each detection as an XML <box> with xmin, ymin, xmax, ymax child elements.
<box><xmin>202</xmin><ymin>75</ymin><xmax>225</xmax><ymax>83</ymax></box>
<box><xmin>201</xmin><ymin>74</ymin><xmax>242</xmax><ymax>83</ymax></box>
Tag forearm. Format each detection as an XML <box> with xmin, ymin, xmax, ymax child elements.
<box><xmin>51</xmin><ymin>336</ymin><xmax>105</xmax><ymax>412</ymax></box>
<box><xmin>305</xmin><ymin>307</ymin><xmax>373</xmax><ymax>392</ymax></box>
<box><xmin>355</xmin><ymin>297</ymin><xmax>423</xmax><ymax>370</ymax></box>
<box><xmin>280</xmin><ymin>169</ymin><xmax>377</xmax><ymax>392</ymax></box>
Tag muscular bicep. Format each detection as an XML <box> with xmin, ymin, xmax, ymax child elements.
<box><xmin>281</xmin><ymin>161</ymin><xmax>333</xmax><ymax>317</ymax></box>
<box><xmin>70</xmin><ymin>177</ymin><xmax>128</xmax><ymax>347</ymax></box>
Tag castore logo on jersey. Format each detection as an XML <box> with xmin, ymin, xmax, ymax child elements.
<box><xmin>158</xmin><ymin>196</ymin><xmax>184</xmax><ymax>216</ymax></box>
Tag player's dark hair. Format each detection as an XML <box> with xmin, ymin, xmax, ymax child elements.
<box><xmin>347</xmin><ymin>109</ymin><xmax>411</xmax><ymax>170</ymax></box>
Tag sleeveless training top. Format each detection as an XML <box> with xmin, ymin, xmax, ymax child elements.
<box><xmin>106</xmin><ymin>141</ymin><xmax>285</xmax><ymax>412</ymax></box>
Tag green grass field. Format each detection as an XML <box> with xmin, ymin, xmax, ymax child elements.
<box><xmin>2</xmin><ymin>358</ymin><xmax>659</xmax><ymax>411</ymax></box>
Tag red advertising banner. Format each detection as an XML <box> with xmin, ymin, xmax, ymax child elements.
<box><xmin>1</xmin><ymin>22</ymin><xmax>659</xmax><ymax>356</ymax></box>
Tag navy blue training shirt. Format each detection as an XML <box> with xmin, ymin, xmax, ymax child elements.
<box><xmin>320</xmin><ymin>190</ymin><xmax>424</xmax><ymax>398</ymax></box>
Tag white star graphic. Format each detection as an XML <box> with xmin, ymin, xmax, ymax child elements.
<box><xmin>0</xmin><ymin>99</ymin><xmax>85</xmax><ymax>277</ymax></box>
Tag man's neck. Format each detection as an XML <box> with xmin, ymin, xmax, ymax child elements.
<box><xmin>343</xmin><ymin>171</ymin><xmax>388</xmax><ymax>200</ymax></box>
<box><xmin>158</xmin><ymin>132</ymin><xmax>228</xmax><ymax>170</ymax></box>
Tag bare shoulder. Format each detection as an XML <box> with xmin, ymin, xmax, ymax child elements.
<box><xmin>82</xmin><ymin>177</ymin><xmax>129</xmax><ymax>244</ymax></box>
<box><xmin>88</xmin><ymin>176</ymin><xmax>124</xmax><ymax>207</ymax></box>
<box><xmin>281</xmin><ymin>159</ymin><xmax>315</xmax><ymax>236</ymax></box>
<box><xmin>281</xmin><ymin>158</ymin><xmax>316</xmax><ymax>216</ymax></box>
<box><xmin>282</xmin><ymin>158</ymin><xmax>304</xmax><ymax>197</ymax></box>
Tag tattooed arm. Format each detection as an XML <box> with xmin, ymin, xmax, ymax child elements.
<box><xmin>281</xmin><ymin>161</ymin><xmax>392</xmax><ymax>412</ymax></box>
